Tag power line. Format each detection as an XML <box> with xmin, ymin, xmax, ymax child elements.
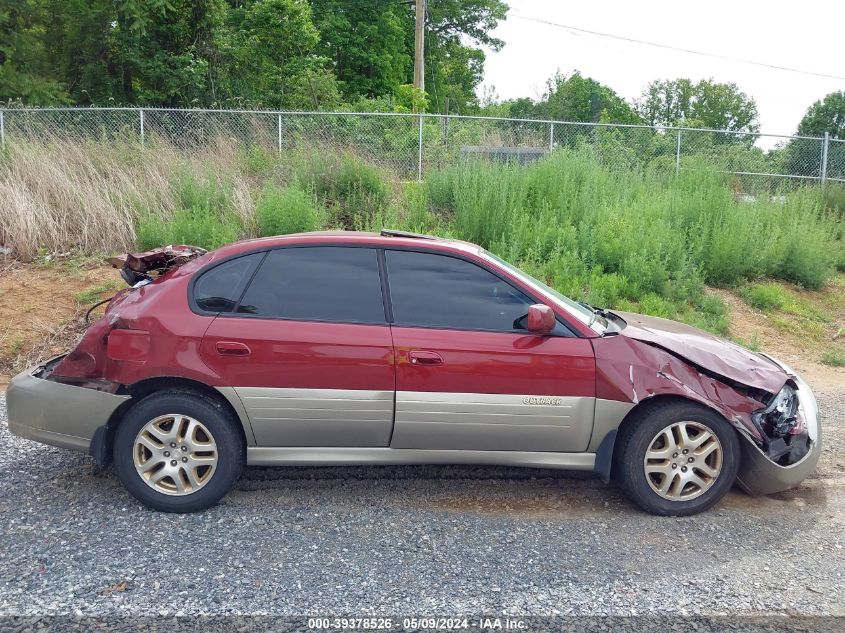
<box><xmin>511</xmin><ymin>13</ymin><xmax>845</xmax><ymax>81</ymax></box>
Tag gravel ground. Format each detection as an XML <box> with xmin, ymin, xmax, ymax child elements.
<box><xmin>0</xmin><ymin>390</ymin><xmax>843</xmax><ymax>624</ymax></box>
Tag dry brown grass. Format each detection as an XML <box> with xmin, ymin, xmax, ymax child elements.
<box><xmin>0</xmin><ymin>139</ymin><xmax>263</xmax><ymax>260</ymax></box>
<box><xmin>0</xmin><ymin>141</ymin><xmax>173</xmax><ymax>259</ymax></box>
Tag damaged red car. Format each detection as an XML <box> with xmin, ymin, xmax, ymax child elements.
<box><xmin>6</xmin><ymin>231</ymin><xmax>821</xmax><ymax>515</ymax></box>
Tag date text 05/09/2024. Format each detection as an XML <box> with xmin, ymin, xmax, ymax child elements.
<box><xmin>307</xmin><ymin>618</ymin><xmax>528</xmax><ymax>631</ymax></box>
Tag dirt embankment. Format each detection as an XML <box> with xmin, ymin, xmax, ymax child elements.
<box><xmin>0</xmin><ymin>260</ymin><xmax>120</xmax><ymax>387</ymax></box>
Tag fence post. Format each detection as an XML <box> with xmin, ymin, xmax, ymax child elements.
<box><xmin>675</xmin><ymin>129</ymin><xmax>682</xmax><ymax>176</ymax></box>
<box><xmin>417</xmin><ymin>115</ymin><xmax>424</xmax><ymax>182</ymax></box>
<box><xmin>0</xmin><ymin>109</ymin><xmax>5</xmax><ymax>149</ymax></box>
<box><xmin>820</xmin><ymin>132</ymin><xmax>829</xmax><ymax>184</ymax></box>
<box><xmin>139</xmin><ymin>108</ymin><xmax>145</xmax><ymax>147</ymax></box>
<box><xmin>548</xmin><ymin>122</ymin><xmax>554</xmax><ymax>153</ymax></box>
<box><xmin>277</xmin><ymin>113</ymin><xmax>283</xmax><ymax>155</ymax></box>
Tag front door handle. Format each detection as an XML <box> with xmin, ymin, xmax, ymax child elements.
<box><xmin>409</xmin><ymin>350</ymin><xmax>443</xmax><ymax>366</ymax></box>
<box><xmin>215</xmin><ymin>341</ymin><xmax>251</xmax><ymax>357</ymax></box>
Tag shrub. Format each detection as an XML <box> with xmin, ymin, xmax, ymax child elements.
<box><xmin>820</xmin><ymin>347</ymin><xmax>845</xmax><ymax>367</ymax></box>
<box><xmin>297</xmin><ymin>153</ymin><xmax>390</xmax><ymax>228</ymax></box>
<box><xmin>137</xmin><ymin>208</ymin><xmax>239</xmax><ymax>251</ymax></box>
<box><xmin>740</xmin><ymin>282</ymin><xmax>788</xmax><ymax>312</ymax></box>
<box><xmin>255</xmin><ymin>183</ymin><xmax>321</xmax><ymax>237</ymax></box>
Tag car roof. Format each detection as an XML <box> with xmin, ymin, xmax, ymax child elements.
<box><xmin>207</xmin><ymin>230</ymin><xmax>485</xmax><ymax>260</ymax></box>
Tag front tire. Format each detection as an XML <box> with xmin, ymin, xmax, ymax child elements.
<box><xmin>114</xmin><ymin>391</ymin><xmax>245</xmax><ymax>512</ymax></box>
<box><xmin>614</xmin><ymin>400</ymin><xmax>741</xmax><ymax>516</ymax></box>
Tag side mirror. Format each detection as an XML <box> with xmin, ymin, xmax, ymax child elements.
<box><xmin>527</xmin><ymin>304</ymin><xmax>555</xmax><ymax>335</ymax></box>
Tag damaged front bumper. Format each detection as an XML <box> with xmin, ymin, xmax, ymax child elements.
<box><xmin>6</xmin><ymin>360</ymin><xmax>129</xmax><ymax>453</ymax></box>
<box><xmin>736</xmin><ymin>357</ymin><xmax>822</xmax><ymax>496</ymax></box>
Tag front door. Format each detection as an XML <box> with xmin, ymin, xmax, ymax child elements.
<box><xmin>383</xmin><ymin>249</ymin><xmax>596</xmax><ymax>453</ymax></box>
<box><xmin>199</xmin><ymin>246</ymin><xmax>394</xmax><ymax>447</ymax></box>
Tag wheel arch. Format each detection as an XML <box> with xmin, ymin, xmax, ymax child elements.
<box><xmin>91</xmin><ymin>376</ymin><xmax>252</xmax><ymax>468</ymax></box>
<box><xmin>593</xmin><ymin>394</ymin><xmax>740</xmax><ymax>483</ymax></box>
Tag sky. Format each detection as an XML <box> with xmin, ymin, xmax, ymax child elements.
<box><xmin>479</xmin><ymin>0</ymin><xmax>845</xmax><ymax>146</ymax></box>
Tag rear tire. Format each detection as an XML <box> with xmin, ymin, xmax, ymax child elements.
<box><xmin>113</xmin><ymin>391</ymin><xmax>245</xmax><ymax>513</ymax></box>
<box><xmin>613</xmin><ymin>400</ymin><xmax>740</xmax><ymax>516</ymax></box>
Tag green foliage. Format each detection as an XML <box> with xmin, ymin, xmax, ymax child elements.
<box><xmin>311</xmin><ymin>0</ymin><xmax>411</xmax><ymax>101</ymax></box>
<box><xmin>797</xmin><ymin>91</ymin><xmax>845</xmax><ymax>138</ymax></box>
<box><xmin>740</xmin><ymin>283</ymin><xmax>787</xmax><ymax>312</ymax></box>
<box><xmin>137</xmin><ymin>208</ymin><xmax>239</xmax><ymax>251</ymax></box>
<box><xmin>296</xmin><ymin>153</ymin><xmax>390</xmax><ymax>229</ymax></box>
<box><xmin>137</xmin><ymin>171</ymin><xmax>240</xmax><ymax>250</ymax></box>
<box><xmin>409</xmin><ymin>150</ymin><xmax>841</xmax><ymax>334</ymax></box>
<box><xmin>820</xmin><ymin>347</ymin><xmax>845</xmax><ymax>367</ymax></box>
<box><xmin>255</xmin><ymin>182</ymin><xmax>321</xmax><ymax>237</ymax></box>
<box><xmin>219</xmin><ymin>0</ymin><xmax>339</xmax><ymax>109</ymax></box>
<box><xmin>0</xmin><ymin>0</ymin><xmax>70</xmax><ymax>104</ymax></box>
<box><xmin>4</xmin><ymin>0</ymin><xmax>505</xmax><ymax>111</ymax></box>
<box><xmin>536</xmin><ymin>71</ymin><xmax>642</xmax><ymax>124</ymax></box>
<box><xmin>636</xmin><ymin>78</ymin><xmax>759</xmax><ymax>134</ymax></box>
<box><xmin>74</xmin><ymin>279</ymin><xmax>122</xmax><ymax>305</ymax></box>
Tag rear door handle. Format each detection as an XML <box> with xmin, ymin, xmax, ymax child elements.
<box><xmin>409</xmin><ymin>350</ymin><xmax>443</xmax><ymax>366</ymax></box>
<box><xmin>215</xmin><ymin>341</ymin><xmax>251</xmax><ymax>357</ymax></box>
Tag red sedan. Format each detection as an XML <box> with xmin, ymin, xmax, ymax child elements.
<box><xmin>6</xmin><ymin>230</ymin><xmax>821</xmax><ymax>515</ymax></box>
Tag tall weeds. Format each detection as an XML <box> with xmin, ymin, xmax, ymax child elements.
<box><xmin>0</xmin><ymin>139</ymin><xmax>841</xmax><ymax>334</ymax></box>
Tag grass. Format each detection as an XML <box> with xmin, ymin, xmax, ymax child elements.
<box><xmin>255</xmin><ymin>183</ymin><xmax>322</xmax><ymax>237</ymax></box>
<box><xmin>74</xmin><ymin>279</ymin><xmax>122</xmax><ymax>306</ymax></box>
<box><xmin>821</xmin><ymin>347</ymin><xmax>845</xmax><ymax>367</ymax></box>
<box><xmin>1</xmin><ymin>140</ymin><xmax>842</xmax><ymax>338</ymax></box>
<box><xmin>740</xmin><ymin>282</ymin><xmax>788</xmax><ymax>312</ymax></box>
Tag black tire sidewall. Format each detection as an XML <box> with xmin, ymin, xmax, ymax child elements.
<box><xmin>113</xmin><ymin>392</ymin><xmax>244</xmax><ymax>513</ymax></box>
<box><xmin>619</xmin><ymin>402</ymin><xmax>741</xmax><ymax>516</ymax></box>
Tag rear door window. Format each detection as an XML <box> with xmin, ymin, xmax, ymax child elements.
<box><xmin>236</xmin><ymin>247</ymin><xmax>385</xmax><ymax>323</ymax></box>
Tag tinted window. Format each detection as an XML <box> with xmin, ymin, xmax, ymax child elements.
<box><xmin>194</xmin><ymin>253</ymin><xmax>262</xmax><ymax>313</ymax></box>
<box><xmin>237</xmin><ymin>247</ymin><xmax>384</xmax><ymax>323</ymax></box>
<box><xmin>386</xmin><ymin>250</ymin><xmax>534</xmax><ymax>331</ymax></box>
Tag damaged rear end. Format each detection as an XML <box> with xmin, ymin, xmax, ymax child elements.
<box><xmin>6</xmin><ymin>245</ymin><xmax>209</xmax><ymax>456</ymax></box>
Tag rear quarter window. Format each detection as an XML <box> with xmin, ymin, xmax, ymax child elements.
<box><xmin>193</xmin><ymin>253</ymin><xmax>263</xmax><ymax>313</ymax></box>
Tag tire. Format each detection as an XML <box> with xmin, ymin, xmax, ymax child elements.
<box><xmin>113</xmin><ymin>390</ymin><xmax>245</xmax><ymax>513</ymax></box>
<box><xmin>613</xmin><ymin>400</ymin><xmax>741</xmax><ymax>516</ymax></box>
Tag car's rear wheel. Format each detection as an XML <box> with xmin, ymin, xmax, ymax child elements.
<box><xmin>614</xmin><ymin>400</ymin><xmax>741</xmax><ymax>516</ymax></box>
<box><xmin>114</xmin><ymin>391</ymin><xmax>244</xmax><ymax>512</ymax></box>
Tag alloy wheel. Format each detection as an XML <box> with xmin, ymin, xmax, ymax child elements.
<box><xmin>133</xmin><ymin>414</ymin><xmax>218</xmax><ymax>496</ymax></box>
<box><xmin>643</xmin><ymin>420</ymin><xmax>723</xmax><ymax>501</ymax></box>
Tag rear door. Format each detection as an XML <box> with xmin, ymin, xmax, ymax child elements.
<box><xmin>384</xmin><ymin>249</ymin><xmax>596</xmax><ymax>453</ymax></box>
<box><xmin>198</xmin><ymin>246</ymin><xmax>395</xmax><ymax>447</ymax></box>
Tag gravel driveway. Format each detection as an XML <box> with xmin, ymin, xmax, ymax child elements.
<box><xmin>1</xmin><ymin>390</ymin><xmax>843</xmax><ymax>623</ymax></box>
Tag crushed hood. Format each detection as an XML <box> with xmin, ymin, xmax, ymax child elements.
<box><xmin>616</xmin><ymin>311</ymin><xmax>788</xmax><ymax>394</ymax></box>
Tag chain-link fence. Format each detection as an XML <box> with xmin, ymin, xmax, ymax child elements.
<box><xmin>1</xmin><ymin>107</ymin><xmax>842</xmax><ymax>184</ymax></box>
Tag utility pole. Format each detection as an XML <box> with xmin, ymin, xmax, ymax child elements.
<box><xmin>413</xmin><ymin>0</ymin><xmax>426</xmax><ymax>96</ymax></box>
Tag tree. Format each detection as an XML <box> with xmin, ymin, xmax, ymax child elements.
<box><xmin>635</xmin><ymin>78</ymin><xmax>759</xmax><ymax>133</ymax></box>
<box><xmin>0</xmin><ymin>0</ymin><xmax>69</xmax><ymax>104</ymax></box>
<box><xmin>311</xmin><ymin>0</ymin><xmax>410</xmax><ymax>102</ymax></box>
<box><xmin>218</xmin><ymin>0</ymin><xmax>338</xmax><ymax>108</ymax></box>
<box><xmin>424</xmin><ymin>0</ymin><xmax>508</xmax><ymax>113</ymax></box>
<box><xmin>311</xmin><ymin>0</ymin><xmax>507</xmax><ymax>113</ymax></box>
<box><xmin>797</xmin><ymin>91</ymin><xmax>845</xmax><ymax>138</ymax></box>
<box><xmin>536</xmin><ymin>71</ymin><xmax>641</xmax><ymax>124</ymax></box>
<box><xmin>783</xmin><ymin>91</ymin><xmax>845</xmax><ymax>180</ymax></box>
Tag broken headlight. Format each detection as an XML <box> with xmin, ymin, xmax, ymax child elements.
<box><xmin>753</xmin><ymin>384</ymin><xmax>799</xmax><ymax>438</ymax></box>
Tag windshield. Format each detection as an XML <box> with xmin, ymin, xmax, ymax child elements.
<box><xmin>480</xmin><ymin>250</ymin><xmax>608</xmax><ymax>333</ymax></box>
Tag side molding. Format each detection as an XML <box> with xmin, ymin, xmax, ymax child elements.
<box><xmin>247</xmin><ymin>446</ymin><xmax>597</xmax><ymax>470</ymax></box>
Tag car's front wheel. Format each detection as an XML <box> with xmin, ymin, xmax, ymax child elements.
<box><xmin>614</xmin><ymin>400</ymin><xmax>741</xmax><ymax>516</ymax></box>
<box><xmin>113</xmin><ymin>391</ymin><xmax>245</xmax><ymax>512</ymax></box>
